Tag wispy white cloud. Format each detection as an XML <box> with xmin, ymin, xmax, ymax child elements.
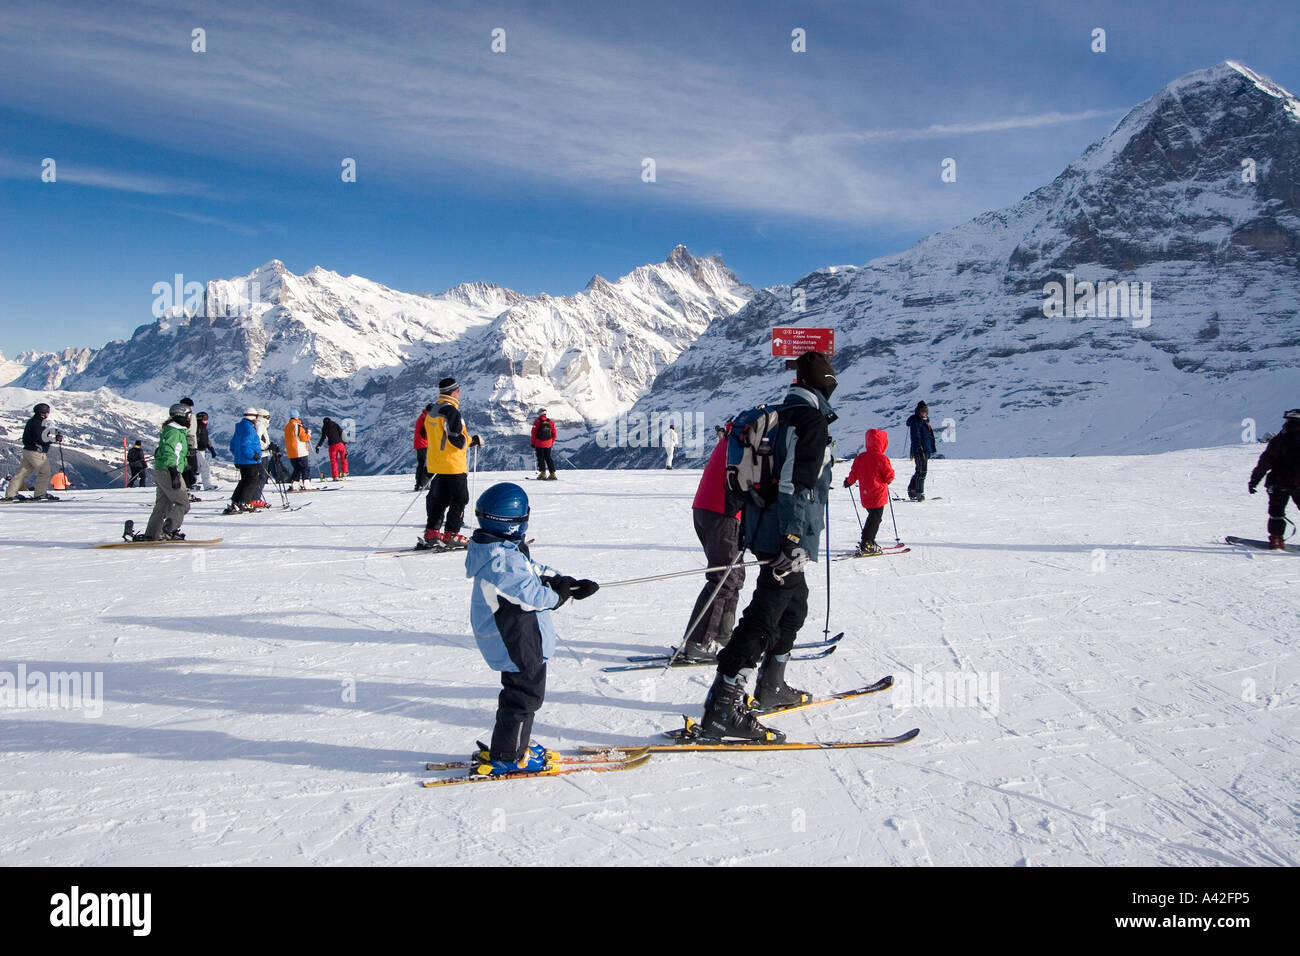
<box><xmin>0</xmin><ymin>154</ymin><xmax>208</xmax><ymax>196</ymax></box>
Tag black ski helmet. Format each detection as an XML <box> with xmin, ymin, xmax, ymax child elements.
<box><xmin>1285</xmin><ymin>409</ymin><xmax>1300</xmax><ymax>421</ymax></box>
<box><xmin>34</xmin><ymin>403</ymin><xmax>50</xmax><ymax>417</ymax></box>
<box><xmin>169</xmin><ymin>403</ymin><xmax>192</xmax><ymax>425</ymax></box>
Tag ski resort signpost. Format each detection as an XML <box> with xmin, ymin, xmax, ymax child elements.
<box><xmin>773</xmin><ymin>327</ymin><xmax>834</xmax><ymax>368</ymax></box>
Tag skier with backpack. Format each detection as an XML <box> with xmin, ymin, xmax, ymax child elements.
<box><xmin>844</xmin><ymin>428</ymin><xmax>896</xmax><ymax>555</ymax></box>
<box><xmin>905</xmin><ymin>401</ymin><xmax>936</xmax><ymax>501</ymax></box>
<box><xmin>462</xmin><ymin>481</ymin><xmax>599</xmax><ymax>775</ymax></box>
<box><xmin>530</xmin><ymin>410</ymin><xmax>557</xmax><ymax>480</ymax></box>
<box><xmin>1248</xmin><ymin>409</ymin><xmax>1300</xmax><ymax>549</ymax></box>
<box><xmin>698</xmin><ymin>351</ymin><xmax>838</xmax><ymax>742</ymax></box>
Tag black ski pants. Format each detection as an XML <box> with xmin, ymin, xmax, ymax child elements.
<box><xmin>907</xmin><ymin>452</ymin><xmax>929</xmax><ymax>499</ymax></box>
<box><xmin>1267</xmin><ymin>486</ymin><xmax>1300</xmax><ymax>538</ymax></box>
<box><xmin>534</xmin><ymin>446</ymin><xmax>555</xmax><ymax>474</ymax></box>
<box><xmin>861</xmin><ymin>506</ymin><xmax>884</xmax><ymax>546</ymax></box>
<box><xmin>128</xmin><ymin>465</ymin><xmax>147</xmax><ymax>488</ymax></box>
<box><xmin>426</xmin><ymin>472</ymin><xmax>469</xmax><ymax>536</ymax></box>
<box><xmin>414</xmin><ymin>450</ymin><xmax>429</xmax><ymax>490</ymax></box>
<box><xmin>684</xmin><ymin>508</ymin><xmax>745</xmax><ymax>646</ymax></box>
<box><xmin>489</xmin><ymin>619</ymin><xmax>548</xmax><ymax>762</ymax></box>
<box><xmin>716</xmin><ymin>557</ymin><xmax>809</xmax><ymax>679</ymax></box>
<box><xmin>231</xmin><ymin>464</ymin><xmax>262</xmax><ymax>505</ymax></box>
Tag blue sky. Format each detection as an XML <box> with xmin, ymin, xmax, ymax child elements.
<box><xmin>1</xmin><ymin>0</ymin><xmax>1297</xmax><ymax>354</ymax></box>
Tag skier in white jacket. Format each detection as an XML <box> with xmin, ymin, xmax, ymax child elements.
<box><xmin>664</xmin><ymin>423</ymin><xmax>679</xmax><ymax>470</ymax></box>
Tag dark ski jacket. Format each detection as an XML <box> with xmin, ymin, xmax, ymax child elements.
<box><xmin>1250</xmin><ymin>422</ymin><xmax>1300</xmax><ymax>491</ymax></box>
<box><xmin>127</xmin><ymin>445</ymin><xmax>146</xmax><ymax>470</ymax></box>
<box><xmin>316</xmin><ymin>418</ymin><xmax>346</xmax><ymax>450</ymax></box>
<box><xmin>197</xmin><ymin>421</ymin><xmax>215</xmax><ymax>455</ymax></box>
<box><xmin>22</xmin><ymin>414</ymin><xmax>52</xmax><ymax>453</ymax></box>
<box><xmin>743</xmin><ymin>385</ymin><xmax>834</xmax><ymax>559</ymax></box>
<box><xmin>907</xmin><ymin>413</ymin><xmax>935</xmax><ymax>458</ymax></box>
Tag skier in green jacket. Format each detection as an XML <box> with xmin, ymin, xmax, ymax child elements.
<box><xmin>132</xmin><ymin>404</ymin><xmax>193</xmax><ymax>541</ymax></box>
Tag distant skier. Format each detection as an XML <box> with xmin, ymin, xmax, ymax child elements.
<box><xmin>905</xmin><ymin>401</ymin><xmax>936</xmax><ymax>501</ymax></box>
<box><xmin>225</xmin><ymin>408</ymin><xmax>263</xmax><ymax>514</ymax></box>
<box><xmin>844</xmin><ymin>428</ymin><xmax>896</xmax><ymax>554</ymax></box>
<box><xmin>418</xmin><ymin>377</ymin><xmax>481</xmax><ymax>550</ymax></box>
<box><xmin>134</xmin><ymin>403</ymin><xmax>192</xmax><ymax>540</ymax></box>
<box><xmin>317</xmin><ymin>416</ymin><xmax>349</xmax><ymax>480</ymax></box>
<box><xmin>664</xmin><ymin>422</ymin><xmax>679</xmax><ymax>469</ymax></box>
<box><xmin>195</xmin><ymin>412</ymin><xmax>217</xmax><ymax>490</ymax></box>
<box><xmin>1248</xmin><ymin>408</ymin><xmax>1300</xmax><ymax>550</ymax></box>
<box><xmin>127</xmin><ymin>440</ymin><xmax>148</xmax><ymax>488</ymax></box>
<box><xmin>463</xmin><ymin>481</ymin><xmax>598</xmax><ymax>775</ymax></box>
<box><xmin>178</xmin><ymin>397</ymin><xmax>199</xmax><ymax>494</ymax></box>
<box><xmin>2</xmin><ymin>403</ymin><xmax>61</xmax><ymax>501</ymax></box>
<box><xmin>530</xmin><ymin>409</ymin><xmax>557</xmax><ymax>480</ymax></box>
<box><xmin>284</xmin><ymin>410</ymin><xmax>312</xmax><ymax>491</ymax></box>
<box><xmin>252</xmin><ymin>409</ymin><xmax>273</xmax><ymax>507</ymax></box>
<box><xmin>680</xmin><ymin>422</ymin><xmax>744</xmax><ymax>662</ymax></box>
<box><xmin>699</xmin><ymin>351</ymin><xmax>837</xmax><ymax>742</ymax></box>
<box><xmin>414</xmin><ymin>403</ymin><xmax>433</xmax><ymax>491</ymax></box>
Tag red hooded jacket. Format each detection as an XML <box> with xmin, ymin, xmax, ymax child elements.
<box><xmin>414</xmin><ymin>410</ymin><xmax>429</xmax><ymax>450</ymax></box>
<box><xmin>845</xmin><ymin>429</ymin><xmax>895</xmax><ymax>508</ymax></box>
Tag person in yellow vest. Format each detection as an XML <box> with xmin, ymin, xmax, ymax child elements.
<box><xmin>283</xmin><ymin>410</ymin><xmax>312</xmax><ymax>491</ymax></box>
<box><xmin>417</xmin><ymin>377</ymin><xmax>482</xmax><ymax>550</ymax></box>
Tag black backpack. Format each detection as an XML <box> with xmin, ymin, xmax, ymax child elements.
<box><xmin>536</xmin><ymin>420</ymin><xmax>553</xmax><ymax>442</ymax></box>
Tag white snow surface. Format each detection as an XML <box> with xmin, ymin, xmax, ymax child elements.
<box><xmin>0</xmin><ymin>447</ymin><xmax>1294</xmax><ymax>866</ymax></box>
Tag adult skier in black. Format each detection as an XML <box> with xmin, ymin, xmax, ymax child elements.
<box><xmin>127</xmin><ymin>440</ymin><xmax>148</xmax><ymax>487</ymax></box>
<box><xmin>905</xmin><ymin>401</ymin><xmax>936</xmax><ymax>501</ymax></box>
<box><xmin>700</xmin><ymin>351</ymin><xmax>836</xmax><ymax>742</ymax></box>
<box><xmin>3</xmin><ymin>403</ymin><xmax>62</xmax><ymax>501</ymax></box>
<box><xmin>1248</xmin><ymin>409</ymin><xmax>1300</xmax><ymax>550</ymax></box>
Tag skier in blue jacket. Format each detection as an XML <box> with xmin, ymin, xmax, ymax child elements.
<box><xmin>463</xmin><ymin>482</ymin><xmax>599</xmax><ymax>776</ymax></box>
<box><xmin>225</xmin><ymin>408</ymin><xmax>264</xmax><ymax>513</ymax></box>
<box><xmin>905</xmin><ymin>401</ymin><xmax>937</xmax><ymax>501</ymax></box>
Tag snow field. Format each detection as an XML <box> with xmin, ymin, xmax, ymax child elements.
<box><xmin>0</xmin><ymin>446</ymin><xmax>1294</xmax><ymax>865</ymax></box>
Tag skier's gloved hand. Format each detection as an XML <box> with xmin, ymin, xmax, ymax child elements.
<box><xmin>542</xmin><ymin>574</ymin><xmax>579</xmax><ymax>606</ymax></box>
<box><xmin>571</xmin><ymin>579</ymin><xmax>599</xmax><ymax>600</ymax></box>
<box><xmin>1248</xmin><ymin>482</ymin><xmax>1257</xmax><ymax>495</ymax></box>
<box><xmin>842</xmin><ymin>477</ymin><xmax>851</xmax><ymax>488</ymax></box>
<box><xmin>469</xmin><ymin>435</ymin><xmax>482</xmax><ymax>448</ymax></box>
<box><xmin>169</xmin><ymin>467</ymin><xmax>182</xmax><ymax>490</ymax></box>
<box><xmin>770</xmin><ymin>534</ymin><xmax>808</xmax><ymax>580</ymax></box>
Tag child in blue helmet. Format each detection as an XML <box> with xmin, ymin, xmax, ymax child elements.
<box><xmin>463</xmin><ymin>481</ymin><xmax>599</xmax><ymax>775</ymax></box>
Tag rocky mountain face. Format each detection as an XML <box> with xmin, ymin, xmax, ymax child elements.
<box><xmin>13</xmin><ymin>248</ymin><xmax>752</xmax><ymax>477</ymax></box>
<box><xmin>576</xmin><ymin>61</ymin><xmax>1300</xmax><ymax>468</ymax></box>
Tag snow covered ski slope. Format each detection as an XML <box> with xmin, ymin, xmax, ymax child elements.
<box><xmin>0</xmin><ymin>446</ymin><xmax>1294</xmax><ymax>865</ymax></box>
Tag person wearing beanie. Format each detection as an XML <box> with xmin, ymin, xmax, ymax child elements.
<box><xmin>3</xmin><ymin>403</ymin><xmax>61</xmax><ymax>501</ymax></box>
<box><xmin>530</xmin><ymin>409</ymin><xmax>557</xmax><ymax>480</ymax></box>
<box><xmin>698</xmin><ymin>350</ymin><xmax>837</xmax><ymax>742</ymax></box>
<box><xmin>905</xmin><ymin>400</ymin><xmax>936</xmax><ymax>501</ymax></box>
<box><xmin>195</xmin><ymin>412</ymin><xmax>218</xmax><ymax>491</ymax></box>
<box><xmin>127</xmin><ymin>439</ymin><xmax>148</xmax><ymax>488</ymax></box>
<box><xmin>178</xmin><ymin>397</ymin><xmax>199</xmax><ymax>493</ymax></box>
<box><xmin>414</xmin><ymin>403</ymin><xmax>434</xmax><ymax>491</ymax></box>
<box><xmin>284</xmin><ymin>410</ymin><xmax>312</xmax><ymax>491</ymax></box>
<box><xmin>1248</xmin><ymin>409</ymin><xmax>1300</xmax><ymax>550</ymax></box>
<box><xmin>225</xmin><ymin>407</ymin><xmax>264</xmax><ymax>513</ymax></box>
<box><xmin>417</xmin><ymin>377</ymin><xmax>482</xmax><ymax>550</ymax></box>
<box><xmin>315</xmin><ymin>416</ymin><xmax>349</xmax><ymax>480</ymax></box>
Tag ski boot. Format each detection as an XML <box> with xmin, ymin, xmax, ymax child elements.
<box><xmin>1270</xmin><ymin>535</ymin><xmax>1287</xmax><ymax>550</ymax></box>
<box><xmin>470</xmin><ymin>740</ymin><xmax>558</xmax><ymax>766</ymax></box>
<box><xmin>537</xmin><ymin>471</ymin><xmax>547</xmax><ymax>481</ymax></box>
<box><xmin>752</xmin><ymin>654</ymin><xmax>811</xmax><ymax>712</ymax></box>
<box><xmin>441</xmin><ymin>532</ymin><xmax>469</xmax><ymax>550</ymax></box>
<box><xmin>415</xmin><ymin>530</ymin><xmax>445</xmax><ymax>551</ymax></box>
<box><xmin>857</xmin><ymin>541</ymin><xmax>883</xmax><ymax>556</ymax></box>
<box><xmin>122</xmin><ymin>520</ymin><xmax>135</xmax><ymax>542</ymax></box>
<box><xmin>471</xmin><ymin>744</ymin><xmax>556</xmax><ymax>776</ymax></box>
<box><xmin>34</xmin><ymin>493</ymin><xmax>61</xmax><ymax>501</ymax></box>
<box><xmin>221</xmin><ymin>503</ymin><xmax>243</xmax><ymax>515</ymax></box>
<box><xmin>187</xmin><ymin>494</ymin><xmax>201</xmax><ymax>503</ymax></box>
<box><xmin>547</xmin><ymin>471</ymin><xmax>557</xmax><ymax>480</ymax></box>
<box><xmin>678</xmin><ymin>638</ymin><xmax>717</xmax><ymax>663</ymax></box>
<box><xmin>700</xmin><ymin>673</ymin><xmax>785</xmax><ymax>742</ymax></box>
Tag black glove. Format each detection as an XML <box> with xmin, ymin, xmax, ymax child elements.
<box><xmin>571</xmin><ymin>579</ymin><xmax>599</xmax><ymax>599</ymax></box>
<box><xmin>169</xmin><ymin>467</ymin><xmax>182</xmax><ymax>490</ymax></box>
<box><xmin>543</xmin><ymin>574</ymin><xmax>577</xmax><ymax>606</ymax></box>
<box><xmin>769</xmin><ymin>534</ymin><xmax>808</xmax><ymax>580</ymax></box>
<box><xmin>469</xmin><ymin>435</ymin><xmax>482</xmax><ymax>448</ymax></box>
<box><xmin>842</xmin><ymin>477</ymin><xmax>851</xmax><ymax>488</ymax></box>
<box><xmin>1248</xmin><ymin>482</ymin><xmax>1257</xmax><ymax>495</ymax></box>
<box><xmin>55</xmin><ymin>431</ymin><xmax>64</xmax><ymax>444</ymax></box>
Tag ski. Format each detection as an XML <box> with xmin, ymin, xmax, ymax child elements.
<box><xmin>94</xmin><ymin>538</ymin><xmax>223</xmax><ymax>549</ymax></box>
<box><xmin>835</xmin><ymin>547</ymin><xmax>911</xmax><ymax>561</ymax></box>
<box><xmin>1225</xmin><ymin>535</ymin><xmax>1295</xmax><ymax>553</ymax></box>
<box><xmin>622</xmin><ymin>631</ymin><xmax>844</xmax><ymax>664</ymax></box>
<box><xmin>425</xmin><ymin>746</ymin><xmax>651</xmax><ymax>772</ymax></box>
<box><xmin>749</xmin><ymin>675</ymin><xmax>894</xmax><ymax>718</ymax></box>
<box><xmin>601</xmin><ymin>644</ymin><xmax>837</xmax><ymax>673</ymax></box>
<box><xmin>5</xmin><ymin>495</ymin><xmax>101</xmax><ymax>503</ymax></box>
<box><xmin>891</xmin><ymin>496</ymin><xmax>941</xmax><ymax>502</ymax></box>
<box><xmin>394</xmin><ymin>543</ymin><xmax>468</xmax><ymax>557</ymax></box>
<box><xmin>578</xmin><ymin>728</ymin><xmax>919</xmax><ymax>754</ymax></box>
<box><xmin>422</xmin><ymin>752</ymin><xmax>652</xmax><ymax>787</ymax></box>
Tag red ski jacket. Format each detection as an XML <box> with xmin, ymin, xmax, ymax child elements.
<box><xmin>414</xmin><ymin>410</ymin><xmax>429</xmax><ymax>450</ymax></box>
<box><xmin>845</xmin><ymin>429</ymin><xmax>895</xmax><ymax>508</ymax></box>
<box><xmin>530</xmin><ymin>416</ymin><xmax>556</xmax><ymax>449</ymax></box>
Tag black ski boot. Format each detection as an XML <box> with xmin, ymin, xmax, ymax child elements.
<box><xmin>700</xmin><ymin>673</ymin><xmax>785</xmax><ymax>742</ymax></box>
<box><xmin>752</xmin><ymin>654</ymin><xmax>812</xmax><ymax>711</ymax></box>
<box><xmin>122</xmin><ymin>520</ymin><xmax>135</xmax><ymax>542</ymax></box>
<box><xmin>678</xmin><ymin>638</ymin><xmax>717</xmax><ymax>663</ymax></box>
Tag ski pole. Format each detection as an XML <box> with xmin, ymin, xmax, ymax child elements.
<box><xmin>824</xmin><ymin>497</ymin><xmax>831</xmax><ymax>640</ymax></box>
<box><xmin>661</xmin><ymin>545</ymin><xmax>748</xmax><ymax>672</ymax></box>
<box><xmin>601</xmin><ymin>559</ymin><xmax>769</xmax><ymax>589</ymax></box>
<box><xmin>470</xmin><ymin>443</ymin><xmax>478</xmax><ymax>506</ymax></box>
<box><xmin>887</xmin><ymin>493</ymin><xmax>901</xmax><ymax>546</ymax></box>
<box><xmin>847</xmin><ymin>485</ymin><xmax>864</xmax><ymax>533</ymax></box>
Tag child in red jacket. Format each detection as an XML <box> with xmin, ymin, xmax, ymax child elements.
<box><xmin>843</xmin><ymin>429</ymin><xmax>895</xmax><ymax>555</ymax></box>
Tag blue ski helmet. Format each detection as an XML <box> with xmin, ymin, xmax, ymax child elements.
<box><xmin>475</xmin><ymin>482</ymin><xmax>530</xmax><ymax>540</ymax></box>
